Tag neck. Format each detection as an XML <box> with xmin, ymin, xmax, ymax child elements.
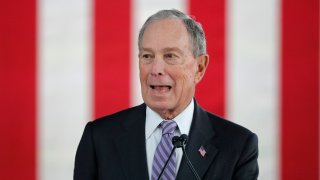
<box><xmin>157</xmin><ymin>99</ymin><xmax>193</xmax><ymax>120</ymax></box>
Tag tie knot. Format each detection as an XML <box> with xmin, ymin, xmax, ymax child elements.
<box><xmin>161</xmin><ymin>121</ymin><xmax>177</xmax><ymax>135</ymax></box>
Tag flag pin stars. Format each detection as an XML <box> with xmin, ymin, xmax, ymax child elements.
<box><xmin>198</xmin><ymin>145</ymin><xmax>206</xmax><ymax>157</ymax></box>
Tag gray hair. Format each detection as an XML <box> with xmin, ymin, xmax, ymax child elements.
<box><xmin>138</xmin><ymin>9</ymin><xmax>207</xmax><ymax>57</ymax></box>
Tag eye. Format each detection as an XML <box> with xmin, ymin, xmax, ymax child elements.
<box><xmin>139</xmin><ymin>53</ymin><xmax>154</xmax><ymax>64</ymax></box>
<box><xmin>164</xmin><ymin>53</ymin><xmax>176</xmax><ymax>59</ymax></box>
<box><xmin>142</xmin><ymin>54</ymin><xmax>152</xmax><ymax>59</ymax></box>
<box><xmin>164</xmin><ymin>53</ymin><xmax>180</xmax><ymax>65</ymax></box>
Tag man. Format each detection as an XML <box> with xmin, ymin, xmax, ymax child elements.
<box><xmin>74</xmin><ymin>9</ymin><xmax>258</xmax><ymax>180</ymax></box>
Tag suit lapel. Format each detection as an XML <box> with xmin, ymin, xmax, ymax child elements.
<box><xmin>114</xmin><ymin>104</ymin><xmax>149</xmax><ymax>180</ymax></box>
<box><xmin>176</xmin><ymin>101</ymin><xmax>218</xmax><ymax>180</ymax></box>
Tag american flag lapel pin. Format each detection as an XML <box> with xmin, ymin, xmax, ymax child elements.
<box><xmin>198</xmin><ymin>145</ymin><xmax>206</xmax><ymax>157</ymax></box>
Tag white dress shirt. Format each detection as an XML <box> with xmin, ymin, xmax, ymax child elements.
<box><xmin>145</xmin><ymin>99</ymin><xmax>194</xmax><ymax>179</ymax></box>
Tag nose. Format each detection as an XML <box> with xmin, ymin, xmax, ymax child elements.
<box><xmin>150</xmin><ymin>56</ymin><xmax>165</xmax><ymax>76</ymax></box>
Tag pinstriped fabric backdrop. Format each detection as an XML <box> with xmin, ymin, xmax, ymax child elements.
<box><xmin>0</xmin><ymin>0</ymin><xmax>318</xmax><ymax>179</ymax></box>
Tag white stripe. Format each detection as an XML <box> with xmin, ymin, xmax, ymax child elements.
<box><xmin>226</xmin><ymin>0</ymin><xmax>280</xmax><ymax>179</ymax></box>
<box><xmin>130</xmin><ymin>0</ymin><xmax>187</xmax><ymax>106</ymax></box>
<box><xmin>37</xmin><ymin>0</ymin><xmax>92</xmax><ymax>179</ymax></box>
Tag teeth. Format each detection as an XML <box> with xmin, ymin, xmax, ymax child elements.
<box><xmin>150</xmin><ymin>85</ymin><xmax>171</xmax><ymax>90</ymax></box>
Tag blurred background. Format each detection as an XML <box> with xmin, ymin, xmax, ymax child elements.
<box><xmin>0</xmin><ymin>0</ymin><xmax>318</xmax><ymax>179</ymax></box>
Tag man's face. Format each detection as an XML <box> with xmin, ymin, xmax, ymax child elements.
<box><xmin>139</xmin><ymin>18</ymin><xmax>208</xmax><ymax>119</ymax></box>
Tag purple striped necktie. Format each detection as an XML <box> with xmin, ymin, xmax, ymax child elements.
<box><xmin>151</xmin><ymin>120</ymin><xmax>178</xmax><ymax>180</ymax></box>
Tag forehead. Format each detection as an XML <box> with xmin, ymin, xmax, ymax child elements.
<box><xmin>141</xmin><ymin>18</ymin><xmax>192</xmax><ymax>51</ymax></box>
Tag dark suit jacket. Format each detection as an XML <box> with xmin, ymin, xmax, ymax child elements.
<box><xmin>74</xmin><ymin>101</ymin><xmax>258</xmax><ymax>180</ymax></box>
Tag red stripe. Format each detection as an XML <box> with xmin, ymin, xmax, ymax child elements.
<box><xmin>280</xmin><ymin>0</ymin><xmax>319</xmax><ymax>179</ymax></box>
<box><xmin>188</xmin><ymin>0</ymin><xmax>226</xmax><ymax>117</ymax></box>
<box><xmin>94</xmin><ymin>0</ymin><xmax>131</xmax><ymax>118</ymax></box>
<box><xmin>0</xmin><ymin>0</ymin><xmax>36</xmax><ymax>179</ymax></box>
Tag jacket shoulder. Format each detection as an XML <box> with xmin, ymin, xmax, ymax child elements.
<box><xmin>93</xmin><ymin>103</ymin><xmax>145</xmax><ymax>123</ymax></box>
<box><xmin>87</xmin><ymin>103</ymin><xmax>146</xmax><ymax>137</ymax></box>
<box><xmin>206</xmin><ymin>112</ymin><xmax>255</xmax><ymax>137</ymax></box>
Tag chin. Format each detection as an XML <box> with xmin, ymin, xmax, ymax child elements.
<box><xmin>147</xmin><ymin>99</ymin><xmax>172</xmax><ymax>111</ymax></box>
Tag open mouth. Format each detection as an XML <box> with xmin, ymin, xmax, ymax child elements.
<box><xmin>150</xmin><ymin>85</ymin><xmax>172</xmax><ymax>91</ymax></box>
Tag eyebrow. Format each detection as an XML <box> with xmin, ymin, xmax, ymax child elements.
<box><xmin>140</xmin><ymin>47</ymin><xmax>153</xmax><ymax>52</ymax></box>
<box><xmin>162</xmin><ymin>47</ymin><xmax>183</xmax><ymax>54</ymax></box>
<box><xmin>140</xmin><ymin>47</ymin><xmax>183</xmax><ymax>54</ymax></box>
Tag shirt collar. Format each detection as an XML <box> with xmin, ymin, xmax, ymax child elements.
<box><xmin>174</xmin><ymin>99</ymin><xmax>194</xmax><ymax>136</ymax></box>
<box><xmin>145</xmin><ymin>106</ymin><xmax>163</xmax><ymax>140</ymax></box>
<box><xmin>145</xmin><ymin>99</ymin><xmax>194</xmax><ymax>139</ymax></box>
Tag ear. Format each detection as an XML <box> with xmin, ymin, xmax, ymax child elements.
<box><xmin>194</xmin><ymin>54</ymin><xmax>209</xmax><ymax>84</ymax></box>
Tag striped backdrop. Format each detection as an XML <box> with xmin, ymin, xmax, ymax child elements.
<box><xmin>0</xmin><ymin>0</ymin><xmax>318</xmax><ymax>179</ymax></box>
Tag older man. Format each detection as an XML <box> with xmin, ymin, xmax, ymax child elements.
<box><xmin>74</xmin><ymin>9</ymin><xmax>258</xmax><ymax>180</ymax></box>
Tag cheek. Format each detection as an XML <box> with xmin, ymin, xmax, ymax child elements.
<box><xmin>139</xmin><ymin>66</ymin><xmax>148</xmax><ymax>80</ymax></box>
<box><xmin>181</xmin><ymin>64</ymin><xmax>197</xmax><ymax>84</ymax></box>
<box><xmin>139</xmin><ymin>71</ymin><xmax>148</xmax><ymax>92</ymax></box>
<box><xmin>171</xmin><ymin>69</ymin><xmax>195</xmax><ymax>89</ymax></box>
